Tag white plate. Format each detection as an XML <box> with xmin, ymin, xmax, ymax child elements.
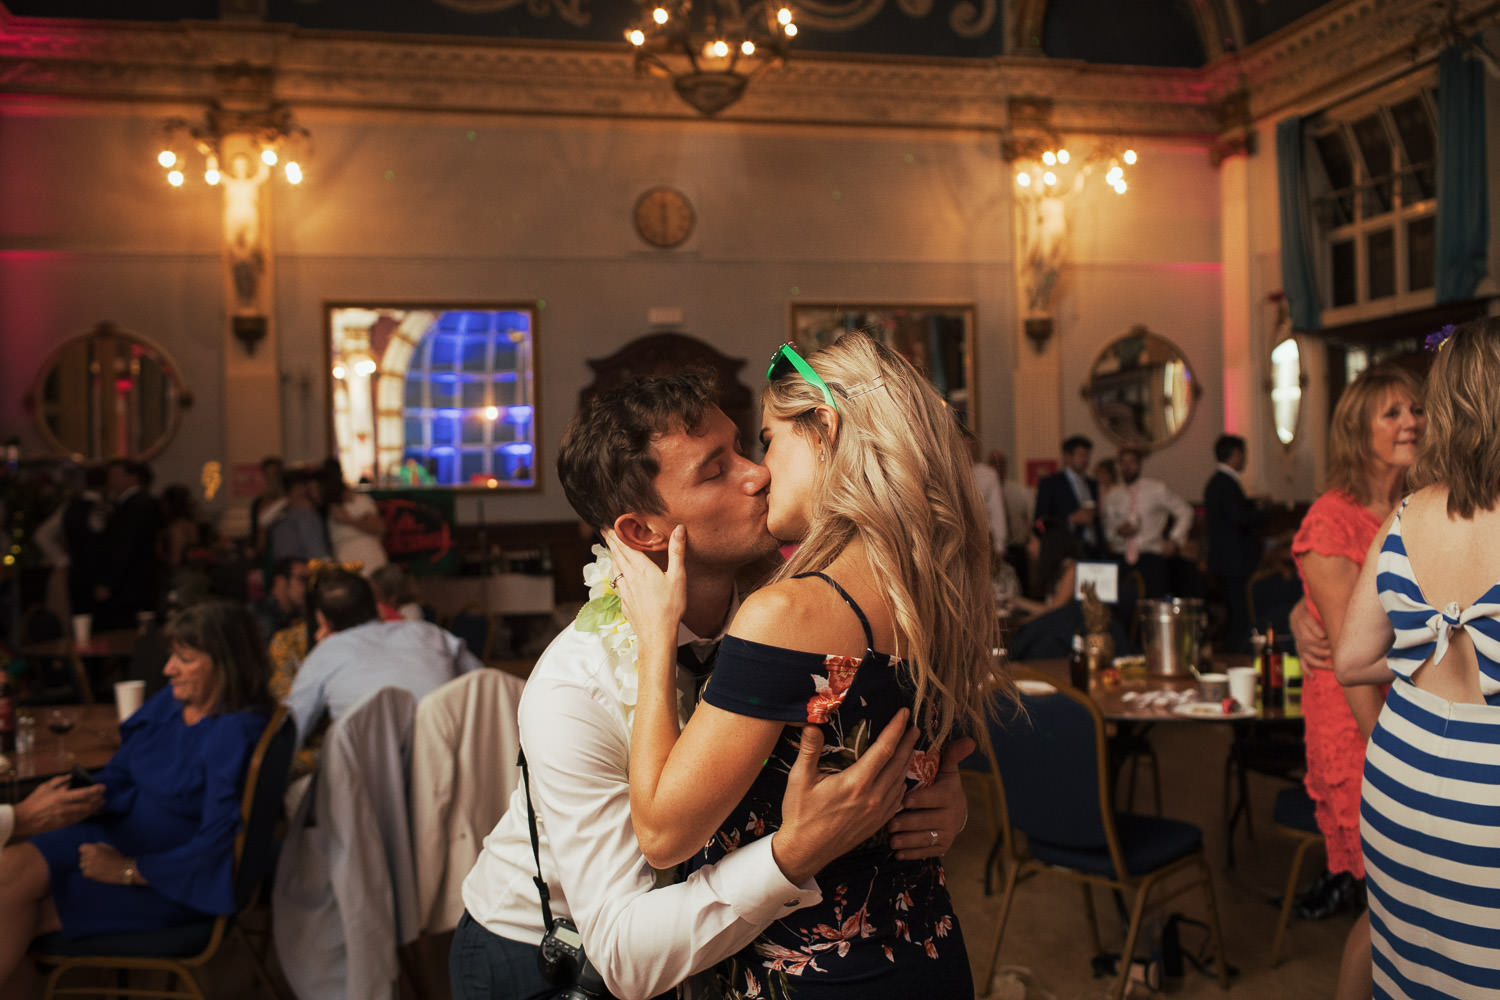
<box><xmin>1171</xmin><ymin>701</ymin><xmax>1256</xmax><ymax>720</ymax></box>
<box><xmin>1016</xmin><ymin>679</ymin><xmax>1058</xmax><ymax>696</ymax></box>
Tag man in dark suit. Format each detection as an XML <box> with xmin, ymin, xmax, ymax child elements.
<box><xmin>1204</xmin><ymin>434</ymin><xmax>1266</xmax><ymax>653</ymax></box>
<box><xmin>97</xmin><ymin>459</ymin><xmax>162</xmax><ymax>630</ymax></box>
<box><xmin>1034</xmin><ymin>434</ymin><xmax>1102</xmax><ymax>555</ymax></box>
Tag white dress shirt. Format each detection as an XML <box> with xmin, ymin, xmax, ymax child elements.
<box><xmin>284</xmin><ymin>619</ymin><xmax>481</xmax><ymax>748</ymax></box>
<box><xmin>1002</xmin><ymin>479</ymin><xmax>1032</xmax><ymax>546</ymax></box>
<box><xmin>460</xmin><ymin>617</ymin><xmax>820</xmax><ymax>1000</ymax></box>
<box><xmin>972</xmin><ymin>462</ymin><xmax>1008</xmax><ymax>553</ymax></box>
<box><xmin>1102</xmin><ymin>476</ymin><xmax>1195</xmax><ymax>558</ymax></box>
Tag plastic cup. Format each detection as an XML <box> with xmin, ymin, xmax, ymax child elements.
<box><xmin>115</xmin><ymin>680</ymin><xmax>146</xmax><ymax>723</ymax></box>
<box><xmin>71</xmin><ymin>613</ymin><xmax>92</xmax><ymax>644</ymax></box>
<box><xmin>1196</xmin><ymin>672</ymin><xmax>1229</xmax><ymax>703</ymax></box>
<box><xmin>1228</xmin><ymin>666</ymin><xmax>1259</xmax><ymax>711</ymax></box>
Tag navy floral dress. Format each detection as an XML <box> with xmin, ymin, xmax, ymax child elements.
<box><xmin>696</xmin><ymin>572</ymin><xmax>971</xmax><ymax>999</ymax></box>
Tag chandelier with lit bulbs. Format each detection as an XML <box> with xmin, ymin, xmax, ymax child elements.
<box><xmin>626</xmin><ymin>1</ymin><xmax>799</xmax><ymax>115</ymax></box>
<box><xmin>1009</xmin><ymin>139</ymin><xmax>1138</xmax><ymax>197</ymax></box>
<box><xmin>154</xmin><ymin>105</ymin><xmax>310</xmax><ymax>188</ymax></box>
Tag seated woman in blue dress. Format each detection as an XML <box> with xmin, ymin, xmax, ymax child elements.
<box><xmin>609</xmin><ymin>333</ymin><xmax>1004</xmax><ymax>998</ymax></box>
<box><xmin>0</xmin><ymin>599</ymin><xmax>274</xmax><ymax>997</ymax></box>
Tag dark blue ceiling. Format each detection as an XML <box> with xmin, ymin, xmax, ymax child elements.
<box><xmin>4</xmin><ymin>0</ymin><xmax>1334</xmax><ymax>67</ymax></box>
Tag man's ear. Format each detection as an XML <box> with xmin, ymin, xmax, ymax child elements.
<box><xmin>612</xmin><ymin>513</ymin><xmax>668</xmax><ymax>552</ymax></box>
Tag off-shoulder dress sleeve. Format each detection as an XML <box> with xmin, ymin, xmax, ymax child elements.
<box><xmin>701</xmin><ymin>635</ymin><xmax>864</xmax><ymax>725</ymax></box>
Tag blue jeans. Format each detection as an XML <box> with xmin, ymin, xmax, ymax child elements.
<box><xmin>450</xmin><ymin>910</ymin><xmax>558</xmax><ymax>1000</ymax></box>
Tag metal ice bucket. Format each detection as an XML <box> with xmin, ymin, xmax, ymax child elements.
<box><xmin>1140</xmin><ymin>597</ymin><xmax>1205</xmax><ymax>676</ymax></box>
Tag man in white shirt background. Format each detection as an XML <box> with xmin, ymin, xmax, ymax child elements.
<box><xmin>969</xmin><ymin>437</ymin><xmax>1008</xmax><ymax>565</ymax></box>
<box><xmin>452</xmin><ymin>372</ymin><xmax>969</xmax><ymax>1000</ymax></box>
<box><xmin>1102</xmin><ymin>446</ymin><xmax>1197</xmax><ymax>598</ymax></box>
<box><xmin>283</xmin><ymin>567</ymin><xmax>480</xmax><ymax>749</ymax></box>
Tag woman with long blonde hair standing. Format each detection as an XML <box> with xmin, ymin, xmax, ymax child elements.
<box><xmin>610</xmin><ymin>331</ymin><xmax>999</xmax><ymax>997</ymax></box>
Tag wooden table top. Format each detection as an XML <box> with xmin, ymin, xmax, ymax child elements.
<box><xmin>1015</xmin><ymin>659</ymin><xmax>1304</xmax><ymax>723</ymax></box>
<box><xmin>3</xmin><ymin>704</ymin><xmax>121</xmax><ymax>797</ymax></box>
<box><xmin>21</xmin><ymin>629</ymin><xmax>141</xmax><ymax>660</ymax></box>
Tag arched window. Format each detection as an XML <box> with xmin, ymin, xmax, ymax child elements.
<box><xmin>329</xmin><ymin>304</ymin><xmax>536</xmax><ymax>489</ymax></box>
<box><xmin>402</xmin><ymin>309</ymin><xmax>535</xmax><ymax>487</ymax></box>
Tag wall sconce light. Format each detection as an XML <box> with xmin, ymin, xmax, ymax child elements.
<box><xmin>1023</xmin><ymin>316</ymin><xmax>1054</xmax><ymax>352</ymax></box>
<box><xmin>232</xmin><ymin>315</ymin><xmax>268</xmax><ymax>355</ymax></box>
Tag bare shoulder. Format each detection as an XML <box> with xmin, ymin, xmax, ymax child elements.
<box><xmin>730</xmin><ymin>576</ymin><xmax>867</xmax><ymax>657</ymax></box>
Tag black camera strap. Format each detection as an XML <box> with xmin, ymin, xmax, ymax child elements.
<box><xmin>518</xmin><ymin>748</ymin><xmax>559</xmax><ymax>934</ymax></box>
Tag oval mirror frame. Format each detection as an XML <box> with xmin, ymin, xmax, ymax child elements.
<box><xmin>1081</xmin><ymin>326</ymin><xmax>1200</xmax><ymax>452</ymax></box>
<box><xmin>29</xmin><ymin>323</ymin><xmax>189</xmax><ymax>463</ymax></box>
<box><xmin>1269</xmin><ymin>335</ymin><xmax>1306</xmax><ymax>447</ymax></box>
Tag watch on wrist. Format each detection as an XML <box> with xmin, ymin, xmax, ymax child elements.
<box><xmin>121</xmin><ymin>864</ymin><xmax>137</xmax><ymax>886</ymax></box>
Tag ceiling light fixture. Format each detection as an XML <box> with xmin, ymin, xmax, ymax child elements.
<box><xmin>154</xmin><ymin>105</ymin><xmax>311</xmax><ymax>188</ymax></box>
<box><xmin>626</xmin><ymin>1</ymin><xmax>799</xmax><ymax>115</ymax></box>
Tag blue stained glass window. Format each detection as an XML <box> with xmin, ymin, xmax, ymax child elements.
<box><xmin>402</xmin><ymin>308</ymin><xmax>535</xmax><ymax>486</ymax></box>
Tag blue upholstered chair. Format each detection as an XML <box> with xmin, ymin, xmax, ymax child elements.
<box><xmin>979</xmin><ymin>669</ymin><xmax>1230</xmax><ymax>1000</ymax></box>
<box><xmin>33</xmin><ymin>707</ymin><xmax>297</xmax><ymax>1000</ymax></box>
<box><xmin>1269</xmin><ymin>785</ymin><xmax>1324</xmax><ymax>968</ymax></box>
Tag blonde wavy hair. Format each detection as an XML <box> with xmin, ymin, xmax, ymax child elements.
<box><xmin>1325</xmin><ymin>363</ymin><xmax>1425</xmax><ymax>506</ymax></box>
<box><xmin>763</xmin><ymin>332</ymin><xmax>1006</xmax><ymax>749</ymax></box>
<box><xmin>1408</xmin><ymin>317</ymin><xmax>1500</xmax><ymax>517</ymax></box>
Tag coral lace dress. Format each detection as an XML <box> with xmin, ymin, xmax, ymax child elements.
<box><xmin>695</xmin><ymin>572</ymin><xmax>970</xmax><ymax>999</ymax></box>
<box><xmin>1292</xmin><ymin>490</ymin><xmax>1383</xmax><ymax>878</ymax></box>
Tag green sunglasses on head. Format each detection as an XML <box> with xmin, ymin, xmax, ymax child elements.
<box><xmin>767</xmin><ymin>342</ymin><xmax>838</xmax><ymax>411</ymax></box>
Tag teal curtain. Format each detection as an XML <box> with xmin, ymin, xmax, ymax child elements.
<box><xmin>1276</xmin><ymin>117</ymin><xmax>1322</xmax><ymax>330</ymax></box>
<box><xmin>1436</xmin><ymin>45</ymin><xmax>1489</xmax><ymax>303</ymax></box>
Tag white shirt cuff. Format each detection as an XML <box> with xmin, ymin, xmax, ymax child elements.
<box><xmin>704</xmin><ymin>837</ymin><xmax>822</xmax><ymax>927</ymax></box>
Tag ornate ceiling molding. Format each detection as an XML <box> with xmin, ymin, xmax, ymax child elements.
<box><xmin>4</xmin><ymin>0</ymin><xmax>1474</xmax><ymax>143</ymax></box>
<box><xmin>1202</xmin><ymin>0</ymin><xmax>1500</xmax><ymax>118</ymax></box>
<box><xmin>0</xmin><ymin>13</ymin><xmax>1213</xmax><ymax>135</ymax></box>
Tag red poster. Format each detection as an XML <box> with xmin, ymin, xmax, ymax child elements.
<box><xmin>1024</xmin><ymin>459</ymin><xmax>1058</xmax><ymax>487</ymax></box>
<box><xmin>231</xmin><ymin>462</ymin><xmax>265</xmax><ymax>498</ymax></box>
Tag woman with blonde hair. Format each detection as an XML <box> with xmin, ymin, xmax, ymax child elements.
<box><xmin>610</xmin><ymin>331</ymin><xmax>998</xmax><ymax>997</ymax></box>
<box><xmin>1335</xmin><ymin>318</ymin><xmax>1500</xmax><ymax>996</ymax></box>
<box><xmin>1292</xmin><ymin>361</ymin><xmax>1425</xmax><ymax>1000</ymax></box>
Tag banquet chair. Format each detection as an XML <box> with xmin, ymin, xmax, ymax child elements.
<box><xmin>958</xmin><ymin>744</ymin><xmax>1008</xmax><ymax>896</ymax></box>
<box><xmin>273</xmin><ymin>686</ymin><xmax>422</xmax><ymax>1000</ymax></box>
<box><xmin>1221</xmin><ymin>716</ymin><xmax>1306</xmax><ymax>865</ymax></box>
<box><xmin>411</xmin><ymin>669</ymin><xmax>526</xmax><ymax>935</ymax></box>
<box><xmin>1268</xmin><ymin>785</ymin><xmax>1324</xmax><ymax>967</ymax></box>
<box><xmin>34</xmin><ymin>706</ymin><xmax>297</xmax><ymax>1000</ymax></box>
<box><xmin>980</xmin><ymin>670</ymin><xmax>1230</xmax><ymax>1000</ymax></box>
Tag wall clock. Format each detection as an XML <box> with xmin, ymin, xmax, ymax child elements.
<box><xmin>633</xmin><ymin>187</ymin><xmax>695</xmax><ymax>249</ymax></box>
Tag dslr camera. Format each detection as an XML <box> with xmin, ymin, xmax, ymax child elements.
<box><xmin>537</xmin><ymin>917</ymin><xmax>614</xmax><ymax>1000</ymax></box>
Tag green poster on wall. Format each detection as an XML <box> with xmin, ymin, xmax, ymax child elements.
<box><xmin>371</xmin><ymin>489</ymin><xmax>457</xmax><ymax>575</ymax></box>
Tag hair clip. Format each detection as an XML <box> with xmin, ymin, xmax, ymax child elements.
<box><xmin>839</xmin><ymin>375</ymin><xmax>889</xmax><ymax>400</ymax></box>
<box><xmin>1425</xmin><ymin>324</ymin><xmax>1457</xmax><ymax>352</ymax></box>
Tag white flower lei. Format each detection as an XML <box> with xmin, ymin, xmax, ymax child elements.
<box><xmin>575</xmin><ymin>544</ymin><xmax>642</xmax><ymax>720</ymax></box>
<box><xmin>574</xmin><ymin>543</ymin><xmax>689</xmax><ymax>727</ymax></box>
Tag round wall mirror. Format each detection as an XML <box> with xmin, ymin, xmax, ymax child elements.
<box><xmin>1082</xmin><ymin>326</ymin><xmax>1198</xmax><ymax>451</ymax></box>
<box><xmin>1269</xmin><ymin>336</ymin><xmax>1305</xmax><ymax>446</ymax></box>
<box><xmin>31</xmin><ymin>323</ymin><xmax>188</xmax><ymax>461</ymax></box>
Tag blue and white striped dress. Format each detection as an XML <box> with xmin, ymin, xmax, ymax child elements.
<box><xmin>1364</xmin><ymin>498</ymin><xmax>1500</xmax><ymax>998</ymax></box>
